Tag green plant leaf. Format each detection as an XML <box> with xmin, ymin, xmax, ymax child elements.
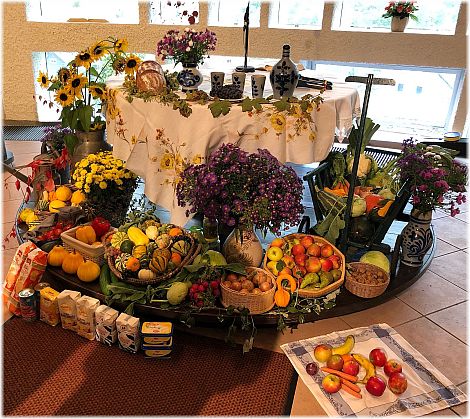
<box><xmin>208</xmin><ymin>100</ymin><xmax>231</xmax><ymax>118</ymax></box>
<box><xmin>63</xmin><ymin>133</ymin><xmax>78</xmax><ymax>155</ymax></box>
<box><xmin>240</xmin><ymin>97</ymin><xmax>254</xmax><ymax>112</ymax></box>
<box><xmin>89</xmin><ymin>67</ymin><xmax>99</xmax><ymax>77</ymax></box>
<box><xmin>273</xmin><ymin>98</ymin><xmax>289</xmax><ymax>112</ymax></box>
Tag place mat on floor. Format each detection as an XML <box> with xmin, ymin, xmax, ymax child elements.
<box><xmin>3</xmin><ymin>126</ymin><xmax>49</xmax><ymax>141</ymax></box>
<box><xmin>4</xmin><ymin>317</ymin><xmax>297</xmax><ymax>416</ymax></box>
<box><xmin>281</xmin><ymin>323</ymin><xmax>466</xmax><ymax>417</ymax></box>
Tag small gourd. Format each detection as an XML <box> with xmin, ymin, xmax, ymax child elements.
<box><xmin>120</xmin><ymin>239</ymin><xmax>134</xmax><ymax>254</ymax></box>
<box><xmin>378</xmin><ymin>200</ymin><xmax>394</xmax><ymax>217</ymax></box>
<box><xmin>47</xmin><ymin>246</ymin><xmax>69</xmax><ymax>267</ymax></box>
<box><xmin>138</xmin><ymin>253</ymin><xmax>150</xmax><ymax>268</ymax></box>
<box><xmin>77</xmin><ymin>260</ymin><xmax>101</xmax><ymax>282</ymax></box>
<box><xmin>150</xmin><ymin>254</ymin><xmax>168</xmax><ymax>274</ymax></box>
<box><xmin>132</xmin><ymin>245</ymin><xmax>147</xmax><ymax>259</ymax></box>
<box><xmin>145</xmin><ymin>225</ymin><xmax>159</xmax><ymax>241</ymax></box>
<box><xmin>152</xmin><ymin>248</ymin><xmax>171</xmax><ymax>261</ymax></box>
<box><xmin>274</xmin><ymin>288</ymin><xmax>290</xmax><ymax>307</ymax></box>
<box><xmin>147</xmin><ymin>242</ymin><xmax>157</xmax><ymax>255</ymax></box>
<box><xmin>126</xmin><ymin>256</ymin><xmax>140</xmax><ymax>272</ymax></box>
<box><xmin>155</xmin><ymin>233</ymin><xmax>171</xmax><ymax>249</ymax></box>
<box><xmin>75</xmin><ymin>225</ymin><xmax>97</xmax><ymax>245</ymax></box>
<box><xmin>127</xmin><ymin>226</ymin><xmax>150</xmax><ymax>246</ymax></box>
<box><xmin>171</xmin><ymin>239</ymin><xmax>190</xmax><ymax>257</ymax></box>
<box><xmin>276</xmin><ymin>274</ymin><xmax>297</xmax><ymax>292</ymax></box>
<box><xmin>115</xmin><ymin>253</ymin><xmax>131</xmax><ymax>273</ymax></box>
<box><xmin>62</xmin><ymin>251</ymin><xmax>85</xmax><ymax>275</ymax></box>
<box><xmin>111</xmin><ymin>232</ymin><xmax>129</xmax><ymax>249</ymax></box>
<box><xmin>138</xmin><ymin>269</ymin><xmax>157</xmax><ymax>281</ymax></box>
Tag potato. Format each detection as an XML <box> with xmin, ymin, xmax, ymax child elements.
<box><xmin>226</xmin><ymin>273</ymin><xmax>238</xmax><ymax>282</ymax></box>
<box><xmin>241</xmin><ymin>279</ymin><xmax>254</xmax><ymax>291</ymax></box>
<box><xmin>222</xmin><ymin>280</ymin><xmax>232</xmax><ymax>288</ymax></box>
<box><xmin>231</xmin><ymin>281</ymin><xmax>242</xmax><ymax>291</ymax></box>
<box><xmin>251</xmin><ymin>288</ymin><xmax>262</xmax><ymax>295</ymax></box>
<box><xmin>259</xmin><ymin>281</ymin><xmax>272</xmax><ymax>292</ymax></box>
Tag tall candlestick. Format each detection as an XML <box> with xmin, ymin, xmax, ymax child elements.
<box><xmin>236</xmin><ymin>2</ymin><xmax>255</xmax><ymax>73</ymax></box>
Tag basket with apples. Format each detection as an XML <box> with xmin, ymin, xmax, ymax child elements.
<box><xmin>263</xmin><ymin>233</ymin><xmax>345</xmax><ymax>298</ymax></box>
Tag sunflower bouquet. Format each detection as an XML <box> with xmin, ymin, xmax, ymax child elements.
<box><xmin>36</xmin><ymin>37</ymin><xmax>142</xmax><ymax>155</ymax></box>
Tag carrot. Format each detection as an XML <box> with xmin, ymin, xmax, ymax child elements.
<box><xmin>341</xmin><ymin>384</ymin><xmax>362</xmax><ymax>399</ymax></box>
<box><xmin>320</xmin><ymin>367</ymin><xmax>358</xmax><ymax>382</ymax></box>
<box><xmin>340</xmin><ymin>378</ymin><xmax>361</xmax><ymax>393</ymax></box>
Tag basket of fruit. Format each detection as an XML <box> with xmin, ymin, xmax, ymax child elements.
<box><xmin>104</xmin><ymin>222</ymin><xmax>202</xmax><ymax>286</ymax></box>
<box><xmin>344</xmin><ymin>262</ymin><xmax>390</xmax><ymax>298</ymax></box>
<box><xmin>263</xmin><ymin>233</ymin><xmax>345</xmax><ymax>298</ymax></box>
<box><xmin>220</xmin><ymin>267</ymin><xmax>276</xmax><ymax>315</ymax></box>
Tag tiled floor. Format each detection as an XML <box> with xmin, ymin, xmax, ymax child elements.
<box><xmin>2</xmin><ymin>140</ymin><xmax>468</xmax><ymax>416</ymax></box>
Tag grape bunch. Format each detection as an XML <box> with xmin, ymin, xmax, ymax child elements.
<box><xmin>189</xmin><ymin>278</ymin><xmax>221</xmax><ymax>308</ymax></box>
<box><xmin>210</xmin><ymin>84</ymin><xmax>242</xmax><ymax>99</ymax></box>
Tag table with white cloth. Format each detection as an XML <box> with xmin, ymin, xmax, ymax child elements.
<box><xmin>106</xmin><ymin>71</ymin><xmax>361</xmax><ymax>226</ymax></box>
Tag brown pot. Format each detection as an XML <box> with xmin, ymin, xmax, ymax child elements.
<box><xmin>391</xmin><ymin>16</ymin><xmax>409</xmax><ymax>32</ymax></box>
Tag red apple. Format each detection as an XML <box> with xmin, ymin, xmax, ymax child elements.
<box><xmin>300</xmin><ymin>236</ymin><xmax>314</xmax><ymax>249</ymax></box>
<box><xmin>292</xmin><ymin>244</ymin><xmax>306</xmax><ymax>256</ymax></box>
<box><xmin>326</xmin><ymin>354</ymin><xmax>344</xmax><ymax>371</ymax></box>
<box><xmin>384</xmin><ymin>359</ymin><xmax>403</xmax><ymax>377</ymax></box>
<box><xmin>294</xmin><ymin>253</ymin><xmax>307</xmax><ymax>267</ymax></box>
<box><xmin>292</xmin><ymin>265</ymin><xmax>307</xmax><ymax>279</ymax></box>
<box><xmin>313</xmin><ymin>344</ymin><xmax>332</xmax><ymax>363</ymax></box>
<box><xmin>328</xmin><ymin>254</ymin><xmax>341</xmax><ymax>269</ymax></box>
<box><xmin>369</xmin><ymin>348</ymin><xmax>388</xmax><ymax>367</ymax></box>
<box><xmin>305</xmin><ymin>362</ymin><xmax>319</xmax><ymax>376</ymax></box>
<box><xmin>322</xmin><ymin>374</ymin><xmax>341</xmax><ymax>393</ymax></box>
<box><xmin>388</xmin><ymin>372</ymin><xmax>408</xmax><ymax>395</ymax></box>
<box><xmin>281</xmin><ymin>255</ymin><xmax>295</xmax><ymax>269</ymax></box>
<box><xmin>342</xmin><ymin>359</ymin><xmax>360</xmax><ymax>376</ymax></box>
<box><xmin>307</xmin><ymin>243</ymin><xmax>321</xmax><ymax>257</ymax></box>
<box><xmin>305</xmin><ymin>257</ymin><xmax>321</xmax><ymax>273</ymax></box>
<box><xmin>366</xmin><ymin>376</ymin><xmax>386</xmax><ymax>397</ymax></box>
<box><xmin>321</xmin><ymin>258</ymin><xmax>333</xmax><ymax>272</ymax></box>
<box><xmin>321</xmin><ymin>243</ymin><xmax>334</xmax><ymax>258</ymax></box>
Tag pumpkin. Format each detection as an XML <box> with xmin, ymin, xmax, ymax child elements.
<box><xmin>138</xmin><ymin>269</ymin><xmax>157</xmax><ymax>281</ymax></box>
<box><xmin>155</xmin><ymin>233</ymin><xmax>172</xmax><ymax>249</ymax></box>
<box><xmin>62</xmin><ymin>251</ymin><xmax>85</xmax><ymax>275</ymax></box>
<box><xmin>145</xmin><ymin>225</ymin><xmax>159</xmax><ymax>241</ymax></box>
<box><xmin>132</xmin><ymin>245</ymin><xmax>147</xmax><ymax>259</ymax></box>
<box><xmin>150</xmin><ymin>254</ymin><xmax>168</xmax><ymax>274</ymax></box>
<box><xmin>169</xmin><ymin>227</ymin><xmax>183</xmax><ymax>237</ymax></box>
<box><xmin>120</xmin><ymin>239</ymin><xmax>134</xmax><ymax>254</ymax></box>
<box><xmin>171</xmin><ymin>252</ymin><xmax>182</xmax><ymax>266</ymax></box>
<box><xmin>171</xmin><ymin>239</ymin><xmax>190</xmax><ymax>257</ymax></box>
<box><xmin>77</xmin><ymin>260</ymin><xmax>100</xmax><ymax>282</ymax></box>
<box><xmin>111</xmin><ymin>232</ymin><xmax>129</xmax><ymax>249</ymax></box>
<box><xmin>47</xmin><ymin>245</ymin><xmax>69</xmax><ymax>267</ymax></box>
<box><xmin>276</xmin><ymin>274</ymin><xmax>297</xmax><ymax>292</ymax></box>
<box><xmin>127</xmin><ymin>226</ymin><xmax>149</xmax><ymax>246</ymax></box>
<box><xmin>153</xmin><ymin>248</ymin><xmax>171</xmax><ymax>260</ymax></box>
<box><xmin>126</xmin><ymin>256</ymin><xmax>140</xmax><ymax>272</ymax></box>
<box><xmin>115</xmin><ymin>253</ymin><xmax>131</xmax><ymax>273</ymax></box>
<box><xmin>75</xmin><ymin>225</ymin><xmax>97</xmax><ymax>245</ymax></box>
<box><xmin>274</xmin><ymin>288</ymin><xmax>290</xmax><ymax>307</ymax></box>
<box><xmin>71</xmin><ymin>190</ymin><xmax>86</xmax><ymax>205</ymax></box>
<box><xmin>55</xmin><ymin>185</ymin><xmax>73</xmax><ymax>202</ymax></box>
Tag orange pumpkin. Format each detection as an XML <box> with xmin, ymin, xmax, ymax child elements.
<box><xmin>171</xmin><ymin>252</ymin><xmax>182</xmax><ymax>266</ymax></box>
<box><xmin>168</xmin><ymin>227</ymin><xmax>183</xmax><ymax>237</ymax></box>
<box><xmin>126</xmin><ymin>256</ymin><xmax>140</xmax><ymax>272</ymax></box>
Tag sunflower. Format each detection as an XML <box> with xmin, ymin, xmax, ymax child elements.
<box><xmin>58</xmin><ymin>67</ymin><xmax>71</xmax><ymax>85</ymax></box>
<box><xmin>91</xmin><ymin>41</ymin><xmax>107</xmax><ymax>61</ymax></box>
<box><xmin>112</xmin><ymin>56</ymin><xmax>126</xmax><ymax>74</ymax></box>
<box><xmin>89</xmin><ymin>84</ymin><xmax>107</xmax><ymax>100</ymax></box>
<box><xmin>74</xmin><ymin>49</ymin><xmax>94</xmax><ymax>69</ymax></box>
<box><xmin>124</xmin><ymin>54</ymin><xmax>142</xmax><ymax>75</ymax></box>
<box><xmin>113</xmin><ymin>39</ymin><xmax>128</xmax><ymax>52</ymax></box>
<box><xmin>67</xmin><ymin>73</ymin><xmax>87</xmax><ymax>99</ymax></box>
<box><xmin>37</xmin><ymin>71</ymin><xmax>50</xmax><ymax>88</ymax></box>
<box><xmin>54</xmin><ymin>87</ymin><xmax>74</xmax><ymax>107</ymax></box>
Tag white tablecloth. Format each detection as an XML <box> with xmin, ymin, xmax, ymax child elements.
<box><xmin>106</xmin><ymin>72</ymin><xmax>360</xmax><ymax>227</ymax></box>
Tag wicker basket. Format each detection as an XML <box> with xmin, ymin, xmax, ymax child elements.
<box><xmin>344</xmin><ymin>262</ymin><xmax>390</xmax><ymax>298</ymax></box>
<box><xmin>60</xmin><ymin>223</ymin><xmax>115</xmax><ymax>266</ymax></box>
<box><xmin>262</xmin><ymin>233</ymin><xmax>346</xmax><ymax>298</ymax></box>
<box><xmin>220</xmin><ymin>267</ymin><xmax>276</xmax><ymax>315</ymax></box>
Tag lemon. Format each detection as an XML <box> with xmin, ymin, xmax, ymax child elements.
<box><xmin>49</xmin><ymin>199</ymin><xmax>66</xmax><ymax>213</ymax></box>
<box><xmin>71</xmin><ymin>190</ymin><xmax>86</xmax><ymax>205</ymax></box>
<box><xmin>19</xmin><ymin>208</ymin><xmax>34</xmax><ymax>222</ymax></box>
<box><xmin>55</xmin><ymin>185</ymin><xmax>73</xmax><ymax>202</ymax></box>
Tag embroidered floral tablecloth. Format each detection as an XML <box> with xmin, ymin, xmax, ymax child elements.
<box><xmin>106</xmin><ymin>77</ymin><xmax>360</xmax><ymax>226</ymax></box>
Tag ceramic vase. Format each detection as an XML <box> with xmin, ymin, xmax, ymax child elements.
<box><xmin>71</xmin><ymin>129</ymin><xmax>112</xmax><ymax>171</ymax></box>
<box><xmin>391</xmin><ymin>16</ymin><xmax>409</xmax><ymax>32</ymax></box>
<box><xmin>269</xmin><ymin>44</ymin><xmax>299</xmax><ymax>99</ymax></box>
<box><xmin>400</xmin><ymin>208</ymin><xmax>433</xmax><ymax>267</ymax></box>
<box><xmin>222</xmin><ymin>226</ymin><xmax>263</xmax><ymax>267</ymax></box>
<box><xmin>177</xmin><ymin>63</ymin><xmax>203</xmax><ymax>92</ymax></box>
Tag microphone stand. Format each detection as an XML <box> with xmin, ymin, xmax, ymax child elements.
<box><xmin>236</xmin><ymin>1</ymin><xmax>255</xmax><ymax>72</ymax></box>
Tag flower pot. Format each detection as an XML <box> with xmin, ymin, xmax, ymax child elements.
<box><xmin>391</xmin><ymin>16</ymin><xmax>409</xmax><ymax>32</ymax></box>
<box><xmin>177</xmin><ymin>63</ymin><xmax>203</xmax><ymax>92</ymax></box>
<box><xmin>71</xmin><ymin>129</ymin><xmax>112</xmax><ymax>172</ymax></box>
<box><xmin>222</xmin><ymin>227</ymin><xmax>263</xmax><ymax>267</ymax></box>
<box><xmin>400</xmin><ymin>208</ymin><xmax>433</xmax><ymax>267</ymax></box>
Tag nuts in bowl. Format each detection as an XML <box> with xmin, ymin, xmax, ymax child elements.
<box><xmin>345</xmin><ymin>262</ymin><xmax>390</xmax><ymax>298</ymax></box>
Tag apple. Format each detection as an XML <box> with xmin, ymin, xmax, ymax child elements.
<box><xmin>384</xmin><ymin>359</ymin><xmax>403</xmax><ymax>377</ymax></box>
<box><xmin>271</xmin><ymin>238</ymin><xmax>285</xmax><ymax>248</ymax></box>
<box><xmin>388</xmin><ymin>372</ymin><xmax>408</xmax><ymax>395</ymax></box>
<box><xmin>306</xmin><ymin>243</ymin><xmax>321</xmax><ymax>257</ymax></box>
<box><xmin>305</xmin><ymin>362</ymin><xmax>319</xmax><ymax>376</ymax></box>
<box><xmin>281</xmin><ymin>255</ymin><xmax>295</xmax><ymax>269</ymax></box>
<box><xmin>342</xmin><ymin>359</ymin><xmax>360</xmax><ymax>376</ymax></box>
<box><xmin>321</xmin><ymin>243</ymin><xmax>334</xmax><ymax>258</ymax></box>
<box><xmin>326</xmin><ymin>354</ymin><xmax>344</xmax><ymax>371</ymax></box>
<box><xmin>341</xmin><ymin>354</ymin><xmax>354</xmax><ymax>364</ymax></box>
<box><xmin>366</xmin><ymin>376</ymin><xmax>386</xmax><ymax>397</ymax></box>
<box><xmin>321</xmin><ymin>258</ymin><xmax>333</xmax><ymax>272</ymax></box>
<box><xmin>313</xmin><ymin>344</ymin><xmax>332</xmax><ymax>363</ymax></box>
<box><xmin>266</xmin><ymin>260</ymin><xmax>280</xmax><ymax>276</ymax></box>
<box><xmin>294</xmin><ymin>253</ymin><xmax>307</xmax><ymax>267</ymax></box>
<box><xmin>322</xmin><ymin>374</ymin><xmax>341</xmax><ymax>394</ymax></box>
<box><xmin>305</xmin><ymin>257</ymin><xmax>321</xmax><ymax>273</ymax></box>
<box><xmin>267</xmin><ymin>246</ymin><xmax>283</xmax><ymax>262</ymax></box>
<box><xmin>328</xmin><ymin>254</ymin><xmax>341</xmax><ymax>269</ymax></box>
<box><xmin>292</xmin><ymin>244</ymin><xmax>306</xmax><ymax>256</ymax></box>
<box><xmin>369</xmin><ymin>348</ymin><xmax>387</xmax><ymax>367</ymax></box>
<box><xmin>292</xmin><ymin>265</ymin><xmax>307</xmax><ymax>279</ymax></box>
<box><xmin>300</xmin><ymin>236</ymin><xmax>314</xmax><ymax>249</ymax></box>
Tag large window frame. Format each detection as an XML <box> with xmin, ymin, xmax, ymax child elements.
<box><xmin>207</xmin><ymin>0</ymin><xmax>261</xmax><ymax>28</ymax></box>
<box><xmin>268</xmin><ymin>0</ymin><xmax>325</xmax><ymax>30</ymax></box>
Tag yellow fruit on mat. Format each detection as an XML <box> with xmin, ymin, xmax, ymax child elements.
<box><xmin>62</xmin><ymin>251</ymin><xmax>85</xmax><ymax>274</ymax></box>
<box><xmin>77</xmin><ymin>260</ymin><xmax>101</xmax><ymax>282</ymax></box>
<box><xmin>71</xmin><ymin>190</ymin><xmax>86</xmax><ymax>205</ymax></box>
<box><xmin>55</xmin><ymin>185</ymin><xmax>72</xmax><ymax>202</ymax></box>
<box><xmin>47</xmin><ymin>245</ymin><xmax>69</xmax><ymax>267</ymax></box>
<box><xmin>25</xmin><ymin>213</ymin><xmax>39</xmax><ymax>224</ymax></box>
<box><xmin>19</xmin><ymin>208</ymin><xmax>34</xmax><ymax>222</ymax></box>
<box><xmin>75</xmin><ymin>225</ymin><xmax>97</xmax><ymax>245</ymax></box>
<box><xmin>49</xmin><ymin>200</ymin><xmax>66</xmax><ymax>213</ymax></box>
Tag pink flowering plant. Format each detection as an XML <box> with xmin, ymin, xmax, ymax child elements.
<box><xmin>176</xmin><ymin>143</ymin><xmax>304</xmax><ymax>235</ymax></box>
<box><xmin>156</xmin><ymin>28</ymin><xmax>217</xmax><ymax>66</ymax></box>
<box><xmin>382</xmin><ymin>1</ymin><xmax>418</xmax><ymax>21</ymax></box>
<box><xmin>395</xmin><ymin>138</ymin><xmax>467</xmax><ymax>216</ymax></box>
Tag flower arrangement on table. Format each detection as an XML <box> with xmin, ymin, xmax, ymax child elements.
<box><xmin>36</xmin><ymin>37</ymin><xmax>141</xmax><ymax>155</ymax></box>
<box><xmin>394</xmin><ymin>139</ymin><xmax>467</xmax><ymax>216</ymax></box>
<box><xmin>176</xmin><ymin>143</ymin><xmax>304</xmax><ymax>235</ymax></box>
<box><xmin>382</xmin><ymin>1</ymin><xmax>418</xmax><ymax>21</ymax></box>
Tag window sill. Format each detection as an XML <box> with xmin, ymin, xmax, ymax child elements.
<box><xmin>330</xmin><ymin>26</ymin><xmax>455</xmax><ymax>36</ymax></box>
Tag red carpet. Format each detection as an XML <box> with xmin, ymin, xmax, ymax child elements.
<box><xmin>3</xmin><ymin>317</ymin><xmax>297</xmax><ymax>416</ymax></box>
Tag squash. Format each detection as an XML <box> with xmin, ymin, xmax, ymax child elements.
<box><xmin>276</xmin><ymin>273</ymin><xmax>297</xmax><ymax>292</ymax></box>
<box><xmin>138</xmin><ymin>269</ymin><xmax>157</xmax><ymax>281</ymax></box>
<box><xmin>111</xmin><ymin>231</ymin><xmax>129</xmax><ymax>249</ymax></box>
<box><xmin>55</xmin><ymin>185</ymin><xmax>73</xmax><ymax>202</ymax></box>
<box><xmin>274</xmin><ymin>288</ymin><xmax>290</xmax><ymax>307</ymax></box>
<box><xmin>140</xmin><ymin>219</ymin><xmax>160</xmax><ymax>230</ymax></box>
<box><xmin>71</xmin><ymin>190</ymin><xmax>86</xmax><ymax>205</ymax></box>
<box><xmin>62</xmin><ymin>251</ymin><xmax>85</xmax><ymax>274</ymax></box>
<box><xmin>365</xmin><ymin>194</ymin><xmax>383</xmax><ymax>214</ymax></box>
<box><xmin>138</xmin><ymin>253</ymin><xmax>150</xmax><ymax>268</ymax></box>
<box><xmin>171</xmin><ymin>239</ymin><xmax>190</xmax><ymax>257</ymax></box>
<box><xmin>145</xmin><ymin>225</ymin><xmax>159</xmax><ymax>241</ymax></box>
<box><xmin>153</xmin><ymin>248</ymin><xmax>171</xmax><ymax>260</ymax></box>
<box><xmin>169</xmin><ymin>227</ymin><xmax>183</xmax><ymax>237</ymax></box>
<box><xmin>155</xmin><ymin>233</ymin><xmax>172</xmax><ymax>249</ymax></box>
<box><xmin>49</xmin><ymin>199</ymin><xmax>66</xmax><ymax>213</ymax></box>
<box><xmin>378</xmin><ymin>200</ymin><xmax>394</xmax><ymax>217</ymax></box>
<box><xmin>150</xmin><ymin>254</ymin><xmax>168</xmax><ymax>274</ymax></box>
<box><xmin>77</xmin><ymin>260</ymin><xmax>101</xmax><ymax>282</ymax></box>
<box><xmin>120</xmin><ymin>239</ymin><xmax>134</xmax><ymax>254</ymax></box>
<box><xmin>147</xmin><ymin>242</ymin><xmax>157</xmax><ymax>255</ymax></box>
<box><xmin>127</xmin><ymin>226</ymin><xmax>149</xmax><ymax>246</ymax></box>
<box><xmin>369</xmin><ymin>200</ymin><xmax>394</xmax><ymax>222</ymax></box>
<box><xmin>115</xmin><ymin>253</ymin><xmax>131</xmax><ymax>273</ymax></box>
<box><xmin>132</xmin><ymin>245</ymin><xmax>147</xmax><ymax>259</ymax></box>
<box><xmin>75</xmin><ymin>225</ymin><xmax>97</xmax><ymax>245</ymax></box>
<box><xmin>47</xmin><ymin>245</ymin><xmax>69</xmax><ymax>267</ymax></box>
<box><xmin>126</xmin><ymin>256</ymin><xmax>140</xmax><ymax>272</ymax></box>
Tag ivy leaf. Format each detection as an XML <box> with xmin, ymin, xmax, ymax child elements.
<box><xmin>252</xmin><ymin>98</ymin><xmax>267</xmax><ymax>111</ymax></box>
<box><xmin>240</xmin><ymin>97</ymin><xmax>254</xmax><ymax>112</ymax></box>
<box><xmin>209</xmin><ymin>100</ymin><xmax>231</xmax><ymax>118</ymax></box>
<box><xmin>273</xmin><ymin>98</ymin><xmax>289</xmax><ymax>112</ymax></box>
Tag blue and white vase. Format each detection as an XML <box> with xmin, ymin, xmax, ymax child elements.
<box><xmin>269</xmin><ymin>44</ymin><xmax>299</xmax><ymax>99</ymax></box>
<box><xmin>400</xmin><ymin>208</ymin><xmax>433</xmax><ymax>267</ymax></box>
<box><xmin>177</xmin><ymin>63</ymin><xmax>202</xmax><ymax>92</ymax></box>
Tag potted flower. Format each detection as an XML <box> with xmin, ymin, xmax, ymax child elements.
<box><xmin>394</xmin><ymin>138</ymin><xmax>467</xmax><ymax>266</ymax></box>
<box><xmin>382</xmin><ymin>1</ymin><xmax>418</xmax><ymax>32</ymax></box>
<box><xmin>156</xmin><ymin>27</ymin><xmax>217</xmax><ymax>91</ymax></box>
<box><xmin>36</xmin><ymin>37</ymin><xmax>141</xmax><ymax>167</ymax></box>
<box><xmin>176</xmin><ymin>144</ymin><xmax>304</xmax><ymax>266</ymax></box>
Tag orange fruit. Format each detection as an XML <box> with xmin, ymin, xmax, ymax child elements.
<box><xmin>169</xmin><ymin>227</ymin><xmax>183</xmax><ymax>237</ymax></box>
<box><xmin>171</xmin><ymin>252</ymin><xmax>182</xmax><ymax>266</ymax></box>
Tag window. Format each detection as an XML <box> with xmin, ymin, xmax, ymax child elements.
<box><xmin>207</xmin><ymin>0</ymin><xmax>261</xmax><ymax>28</ymax></box>
<box><xmin>332</xmin><ymin>0</ymin><xmax>461</xmax><ymax>35</ymax></box>
<box><xmin>149</xmin><ymin>0</ymin><xmax>199</xmax><ymax>25</ymax></box>
<box><xmin>268</xmin><ymin>0</ymin><xmax>325</xmax><ymax>29</ymax></box>
<box><xmin>26</xmin><ymin>0</ymin><xmax>139</xmax><ymax>24</ymax></box>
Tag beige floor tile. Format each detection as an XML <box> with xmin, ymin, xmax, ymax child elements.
<box><xmin>428</xmin><ymin>302</ymin><xmax>467</xmax><ymax>344</ymax></box>
<box><xmin>3</xmin><ymin>304</ymin><xmax>13</xmax><ymax>324</ymax></box>
<box><xmin>433</xmin><ymin>209</ymin><xmax>450</xmax><ymax>220</ymax></box>
<box><xmin>2</xmin><ymin>226</ymin><xmax>20</xmax><ymax>250</ymax></box>
<box><xmin>435</xmin><ymin>238</ymin><xmax>460</xmax><ymax>257</ymax></box>
<box><xmin>429</xmin><ymin>250</ymin><xmax>468</xmax><ymax>291</ymax></box>
<box><xmin>11</xmin><ymin>152</ymin><xmax>41</xmax><ymax>167</ymax></box>
<box><xmin>425</xmin><ymin>408</ymin><xmax>458</xmax><ymax>416</ymax></box>
<box><xmin>2</xmin><ymin>199</ymin><xmax>24</xmax><ymax>223</ymax></box>
<box><xmin>5</xmin><ymin>140</ymin><xmax>42</xmax><ymax>155</ymax></box>
<box><xmin>451</xmin><ymin>382</ymin><xmax>467</xmax><ymax>416</ymax></box>
<box><xmin>290</xmin><ymin>376</ymin><xmax>326</xmax><ymax>416</ymax></box>
<box><xmin>395</xmin><ymin>317</ymin><xmax>467</xmax><ymax>385</ymax></box>
<box><xmin>3</xmin><ymin>182</ymin><xmax>28</xmax><ymax>201</ymax></box>
<box><xmin>455</xmin><ymin>212</ymin><xmax>469</xmax><ymax>223</ymax></box>
<box><xmin>340</xmin><ymin>297</ymin><xmax>421</xmax><ymax>328</ymax></box>
<box><xmin>3</xmin><ymin>248</ymin><xmax>16</xmax><ymax>268</ymax></box>
<box><xmin>396</xmin><ymin>270</ymin><xmax>467</xmax><ymax>315</ymax></box>
<box><xmin>432</xmin><ymin>217</ymin><xmax>468</xmax><ymax>249</ymax></box>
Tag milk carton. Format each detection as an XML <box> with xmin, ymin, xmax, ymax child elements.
<box><xmin>116</xmin><ymin>312</ymin><xmax>140</xmax><ymax>353</ymax></box>
<box><xmin>57</xmin><ymin>290</ymin><xmax>81</xmax><ymax>331</ymax></box>
<box><xmin>76</xmin><ymin>296</ymin><xmax>100</xmax><ymax>340</ymax></box>
<box><xmin>39</xmin><ymin>287</ymin><xmax>60</xmax><ymax>326</ymax></box>
<box><xmin>95</xmin><ymin>305</ymin><xmax>119</xmax><ymax>345</ymax></box>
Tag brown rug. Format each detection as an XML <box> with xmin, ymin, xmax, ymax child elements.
<box><xmin>3</xmin><ymin>317</ymin><xmax>297</xmax><ymax>416</ymax></box>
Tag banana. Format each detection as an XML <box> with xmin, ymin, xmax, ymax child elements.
<box><xmin>352</xmin><ymin>353</ymin><xmax>376</xmax><ymax>384</ymax></box>
<box><xmin>332</xmin><ymin>335</ymin><xmax>355</xmax><ymax>355</ymax></box>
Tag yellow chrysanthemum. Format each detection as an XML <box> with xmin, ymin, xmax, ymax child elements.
<box><xmin>116</xmin><ymin>179</ymin><xmax>123</xmax><ymax>186</ymax></box>
<box><xmin>84</xmin><ymin>185</ymin><xmax>91</xmax><ymax>193</ymax></box>
<box><xmin>67</xmin><ymin>73</ymin><xmax>87</xmax><ymax>98</ymax></box>
<box><xmin>54</xmin><ymin>87</ymin><xmax>74</xmax><ymax>107</ymax></box>
<box><xmin>37</xmin><ymin>71</ymin><xmax>50</xmax><ymax>88</ymax></box>
<box><xmin>91</xmin><ymin>41</ymin><xmax>107</xmax><ymax>60</ymax></box>
<box><xmin>160</xmin><ymin>153</ymin><xmax>175</xmax><ymax>170</ymax></box>
<box><xmin>75</xmin><ymin>181</ymin><xmax>83</xmax><ymax>189</ymax></box>
<box><xmin>89</xmin><ymin>84</ymin><xmax>107</xmax><ymax>100</ymax></box>
<box><xmin>99</xmin><ymin>181</ymin><xmax>107</xmax><ymax>189</ymax></box>
<box><xmin>74</xmin><ymin>49</ymin><xmax>94</xmax><ymax>69</ymax></box>
<box><xmin>58</xmin><ymin>67</ymin><xmax>72</xmax><ymax>85</ymax></box>
<box><xmin>124</xmin><ymin>54</ymin><xmax>142</xmax><ymax>75</ymax></box>
<box><xmin>270</xmin><ymin>113</ymin><xmax>286</xmax><ymax>133</ymax></box>
<box><xmin>114</xmin><ymin>39</ymin><xmax>128</xmax><ymax>52</ymax></box>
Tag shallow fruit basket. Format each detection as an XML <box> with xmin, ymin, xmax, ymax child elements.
<box><xmin>220</xmin><ymin>267</ymin><xmax>276</xmax><ymax>315</ymax></box>
<box><xmin>345</xmin><ymin>262</ymin><xmax>390</xmax><ymax>298</ymax></box>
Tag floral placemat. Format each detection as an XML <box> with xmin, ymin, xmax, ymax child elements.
<box><xmin>281</xmin><ymin>323</ymin><xmax>466</xmax><ymax>416</ymax></box>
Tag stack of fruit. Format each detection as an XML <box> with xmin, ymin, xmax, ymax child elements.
<box><xmin>35</xmin><ymin>185</ymin><xmax>86</xmax><ymax>213</ymax></box>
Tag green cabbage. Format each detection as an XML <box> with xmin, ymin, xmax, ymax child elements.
<box><xmin>167</xmin><ymin>282</ymin><xmax>189</xmax><ymax>305</ymax></box>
